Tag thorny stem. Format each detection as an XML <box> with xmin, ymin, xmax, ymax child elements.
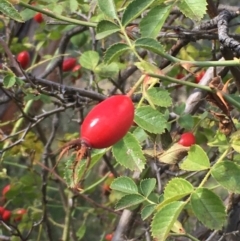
<box><xmin>0</xmin><ymin>99</ymin><xmax>34</xmax><ymax>162</ymax></box>
<box><xmin>19</xmin><ymin>2</ymin><xmax>96</xmax><ymax>27</ymax></box>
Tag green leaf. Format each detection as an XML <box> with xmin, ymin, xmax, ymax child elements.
<box><xmin>95</xmin><ymin>62</ymin><xmax>119</xmax><ymax>78</ymax></box>
<box><xmin>69</xmin><ymin>0</ymin><xmax>79</xmax><ymax>12</ymax></box>
<box><xmin>208</xmin><ymin>130</ymin><xmax>229</xmax><ymax>147</ymax></box>
<box><xmin>135</xmin><ymin>38</ymin><xmax>165</xmax><ymax>55</ymax></box>
<box><xmin>79</xmin><ymin>51</ymin><xmax>99</xmax><ymax>71</ymax></box>
<box><xmin>164</xmin><ymin>178</ymin><xmax>194</xmax><ymax>201</ymax></box>
<box><xmin>110</xmin><ymin>176</ymin><xmax>138</xmax><ymax>194</ymax></box>
<box><xmin>3</xmin><ymin>75</ymin><xmax>16</xmax><ymax>88</ymax></box>
<box><xmin>180</xmin><ymin>145</ymin><xmax>210</xmax><ymax>171</ymax></box>
<box><xmin>132</xmin><ymin>127</ymin><xmax>148</xmax><ymax>143</ymax></box>
<box><xmin>96</xmin><ymin>20</ymin><xmax>120</xmax><ymax>40</ymax></box>
<box><xmin>140</xmin><ymin>178</ymin><xmax>156</xmax><ymax>197</ymax></box>
<box><xmin>190</xmin><ymin>188</ymin><xmax>226</xmax><ymax>229</ymax></box>
<box><xmin>151</xmin><ymin>201</ymin><xmax>186</xmax><ymax>240</ymax></box>
<box><xmin>122</xmin><ymin>0</ymin><xmax>155</xmax><ymax>27</ymax></box>
<box><xmin>115</xmin><ymin>194</ymin><xmax>145</xmax><ymax>211</ymax></box>
<box><xmin>112</xmin><ymin>132</ymin><xmax>146</xmax><ymax>172</ymax></box>
<box><xmin>211</xmin><ymin>161</ymin><xmax>240</xmax><ymax>193</ymax></box>
<box><xmin>76</xmin><ymin>224</ymin><xmax>86</xmax><ymax>239</ymax></box>
<box><xmin>146</xmin><ymin>88</ymin><xmax>172</xmax><ymax>107</ymax></box>
<box><xmin>134</xmin><ymin>106</ymin><xmax>167</xmax><ymax>134</ymax></box>
<box><xmin>177</xmin><ymin>0</ymin><xmax>207</xmax><ymax>22</ymax></box>
<box><xmin>178</xmin><ymin>114</ymin><xmax>194</xmax><ymax>130</ymax></box>
<box><xmin>98</xmin><ymin>0</ymin><xmax>118</xmax><ymax>19</ymax></box>
<box><xmin>0</xmin><ymin>0</ymin><xmax>24</xmax><ymax>22</ymax></box>
<box><xmin>104</xmin><ymin>43</ymin><xmax>130</xmax><ymax>64</ymax></box>
<box><xmin>140</xmin><ymin>4</ymin><xmax>172</xmax><ymax>38</ymax></box>
<box><xmin>141</xmin><ymin>204</ymin><xmax>156</xmax><ymax>220</ymax></box>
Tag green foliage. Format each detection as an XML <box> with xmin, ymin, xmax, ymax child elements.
<box><xmin>190</xmin><ymin>188</ymin><xmax>226</xmax><ymax>229</ymax></box>
<box><xmin>0</xmin><ymin>0</ymin><xmax>23</xmax><ymax>22</ymax></box>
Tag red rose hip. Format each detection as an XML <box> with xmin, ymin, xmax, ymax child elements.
<box><xmin>2</xmin><ymin>184</ymin><xmax>10</xmax><ymax>197</ymax></box>
<box><xmin>178</xmin><ymin>132</ymin><xmax>196</xmax><ymax>147</ymax></box>
<box><xmin>81</xmin><ymin>95</ymin><xmax>134</xmax><ymax>148</ymax></box>
<box><xmin>14</xmin><ymin>209</ymin><xmax>27</xmax><ymax>221</ymax></box>
<box><xmin>2</xmin><ymin>210</ymin><xmax>11</xmax><ymax>222</ymax></box>
<box><xmin>17</xmin><ymin>51</ymin><xmax>30</xmax><ymax>69</ymax></box>
<box><xmin>34</xmin><ymin>12</ymin><xmax>44</xmax><ymax>23</ymax></box>
<box><xmin>62</xmin><ymin>58</ymin><xmax>76</xmax><ymax>72</ymax></box>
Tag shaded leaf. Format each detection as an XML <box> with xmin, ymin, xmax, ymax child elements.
<box><xmin>110</xmin><ymin>176</ymin><xmax>138</xmax><ymax>194</ymax></box>
<box><xmin>0</xmin><ymin>0</ymin><xmax>24</xmax><ymax>22</ymax></box>
<box><xmin>96</xmin><ymin>20</ymin><xmax>120</xmax><ymax>40</ymax></box>
<box><xmin>3</xmin><ymin>75</ymin><xmax>16</xmax><ymax>88</ymax></box>
<box><xmin>115</xmin><ymin>194</ymin><xmax>145</xmax><ymax>210</ymax></box>
<box><xmin>104</xmin><ymin>43</ymin><xmax>130</xmax><ymax>64</ymax></box>
<box><xmin>164</xmin><ymin>178</ymin><xmax>194</xmax><ymax>200</ymax></box>
<box><xmin>180</xmin><ymin>145</ymin><xmax>210</xmax><ymax>171</ymax></box>
<box><xmin>141</xmin><ymin>204</ymin><xmax>156</xmax><ymax>220</ymax></box>
<box><xmin>146</xmin><ymin>88</ymin><xmax>172</xmax><ymax>107</ymax></box>
<box><xmin>178</xmin><ymin>114</ymin><xmax>194</xmax><ymax>130</ymax></box>
<box><xmin>122</xmin><ymin>0</ymin><xmax>155</xmax><ymax>27</ymax></box>
<box><xmin>95</xmin><ymin>62</ymin><xmax>119</xmax><ymax>78</ymax></box>
<box><xmin>112</xmin><ymin>132</ymin><xmax>146</xmax><ymax>172</ymax></box>
<box><xmin>134</xmin><ymin>106</ymin><xmax>167</xmax><ymax>134</ymax></box>
<box><xmin>190</xmin><ymin>188</ymin><xmax>226</xmax><ymax>229</ymax></box>
<box><xmin>79</xmin><ymin>51</ymin><xmax>99</xmax><ymax>70</ymax></box>
<box><xmin>135</xmin><ymin>38</ymin><xmax>165</xmax><ymax>55</ymax></box>
<box><xmin>98</xmin><ymin>0</ymin><xmax>117</xmax><ymax>19</ymax></box>
<box><xmin>151</xmin><ymin>201</ymin><xmax>186</xmax><ymax>240</ymax></box>
<box><xmin>177</xmin><ymin>0</ymin><xmax>207</xmax><ymax>22</ymax></box>
<box><xmin>211</xmin><ymin>161</ymin><xmax>240</xmax><ymax>193</ymax></box>
<box><xmin>140</xmin><ymin>178</ymin><xmax>156</xmax><ymax>197</ymax></box>
<box><xmin>140</xmin><ymin>4</ymin><xmax>172</xmax><ymax>38</ymax></box>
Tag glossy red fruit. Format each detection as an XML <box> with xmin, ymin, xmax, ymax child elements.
<box><xmin>81</xmin><ymin>95</ymin><xmax>134</xmax><ymax>149</ymax></box>
<box><xmin>62</xmin><ymin>58</ymin><xmax>76</xmax><ymax>72</ymax></box>
<box><xmin>14</xmin><ymin>209</ymin><xmax>27</xmax><ymax>222</ymax></box>
<box><xmin>2</xmin><ymin>184</ymin><xmax>10</xmax><ymax>197</ymax></box>
<box><xmin>195</xmin><ymin>71</ymin><xmax>205</xmax><ymax>83</ymax></box>
<box><xmin>34</xmin><ymin>12</ymin><xmax>44</xmax><ymax>23</ymax></box>
<box><xmin>17</xmin><ymin>51</ymin><xmax>30</xmax><ymax>69</ymax></box>
<box><xmin>178</xmin><ymin>132</ymin><xmax>196</xmax><ymax>147</ymax></box>
<box><xmin>0</xmin><ymin>207</ymin><xmax>5</xmax><ymax>215</ymax></box>
<box><xmin>105</xmin><ymin>233</ymin><xmax>113</xmax><ymax>241</ymax></box>
<box><xmin>176</xmin><ymin>73</ymin><xmax>184</xmax><ymax>79</ymax></box>
<box><xmin>2</xmin><ymin>210</ymin><xmax>11</xmax><ymax>222</ymax></box>
<box><xmin>72</xmin><ymin>64</ymin><xmax>82</xmax><ymax>82</ymax></box>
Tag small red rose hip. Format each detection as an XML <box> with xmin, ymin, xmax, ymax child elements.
<box><xmin>34</xmin><ymin>12</ymin><xmax>44</xmax><ymax>23</ymax></box>
<box><xmin>178</xmin><ymin>132</ymin><xmax>196</xmax><ymax>147</ymax></box>
<box><xmin>2</xmin><ymin>184</ymin><xmax>10</xmax><ymax>197</ymax></box>
<box><xmin>71</xmin><ymin>64</ymin><xmax>82</xmax><ymax>82</ymax></box>
<box><xmin>81</xmin><ymin>95</ymin><xmax>134</xmax><ymax>149</ymax></box>
<box><xmin>105</xmin><ymin>233</ymin><xmax>113</xmax><ymax>241</ymax></box>
<box><xmin>2</xmin><ymin>210</ymin><xmax>11</xmax><ymax>222</ymax></box>
<box><xmin>0</xmin><ymin>207</ymin><xmax>5</xmax><ymax>215</ymax></box>
<box><xmin>62</xmin><ymin>58</ymin><xmax>76</xmax><ymax>72</ymax></box>
<box><xmin>14</xmin><ymin>209</ymin><xmax>27</xmax><ymax>222</ymax></box>
<box><xmin>176</xmin><ymin>73</ymin><xmax>184</xmax><ymax>79</ymax></box>
<box><xmin>195</xmin><ymin>70</ymin><xmax>205</xmax><ymax>83</ymax></box>
<box><xmin>17</xmin><ymin>51</ymin><xmax>30</xmax><ymax>69</ymax></box>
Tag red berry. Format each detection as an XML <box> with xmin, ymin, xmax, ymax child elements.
<box><xmin>2</xmin><ymin>210</ymin><xmax>11</xmax><ymax>222</ymax></box>
<box><xmin>72</xmin><ymin>64</ymin><xmax>82</xmax><ymax>81</ymax></box>
<box><xmin>34</xmin><ymin>12</ymin><xmax>44</xmax><ymax>23</ymax></box>
<box><xmin>14</xmin><ymin>209</ymin><xmax>27</xmax><ymax>222</ymax></box>
<box><xmin>17</xmin><ymin>51</ymin><xmax>30</xmax><ymax>69</ymax></box>
<box><xmin>62</xmin><ymin>58</ymin><xmax>76</xmax><ymax>72</ymax></box>
<box><xmin>176</xmin><ymin>73</ymin><xmax>184</xmax><ymax>79</ymax></box>
<box><xmin>105</xmin><ymin>233</ymin><xmax>113</xmax><ymax>241</ymax></box>
<box><xmin>195</xmin><ymin>71</ymin><xmax>205</xmax><ymax>83</ymax></box>
<box><xmin>2</xmin><ymin>184</ymin><xmax>10</xmax><ymax>197</ymax></box>
<box><xmin>178</xmin><ymin>132</ymin><xmax>196</xmax><ymax>147</ymax></box>
<box><xmin>81</xmin><ymin>95</ymin><xmax>134</xmax><ymax>149</ymax></box>
<box><xmin>108</xmin><ymin>173</ymin><xmax>114</xmax><ymax>178</ymax></box>
<box><xmin>0</xmin><ymin>207</ymin><xmax>5</xmax><ymax>215</ymax></box>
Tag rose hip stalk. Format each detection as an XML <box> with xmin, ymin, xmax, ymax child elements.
<box><xmin>59</xmin><ymin>95</ymin><xmax>134</xmax><ymax>188</ymax></box>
